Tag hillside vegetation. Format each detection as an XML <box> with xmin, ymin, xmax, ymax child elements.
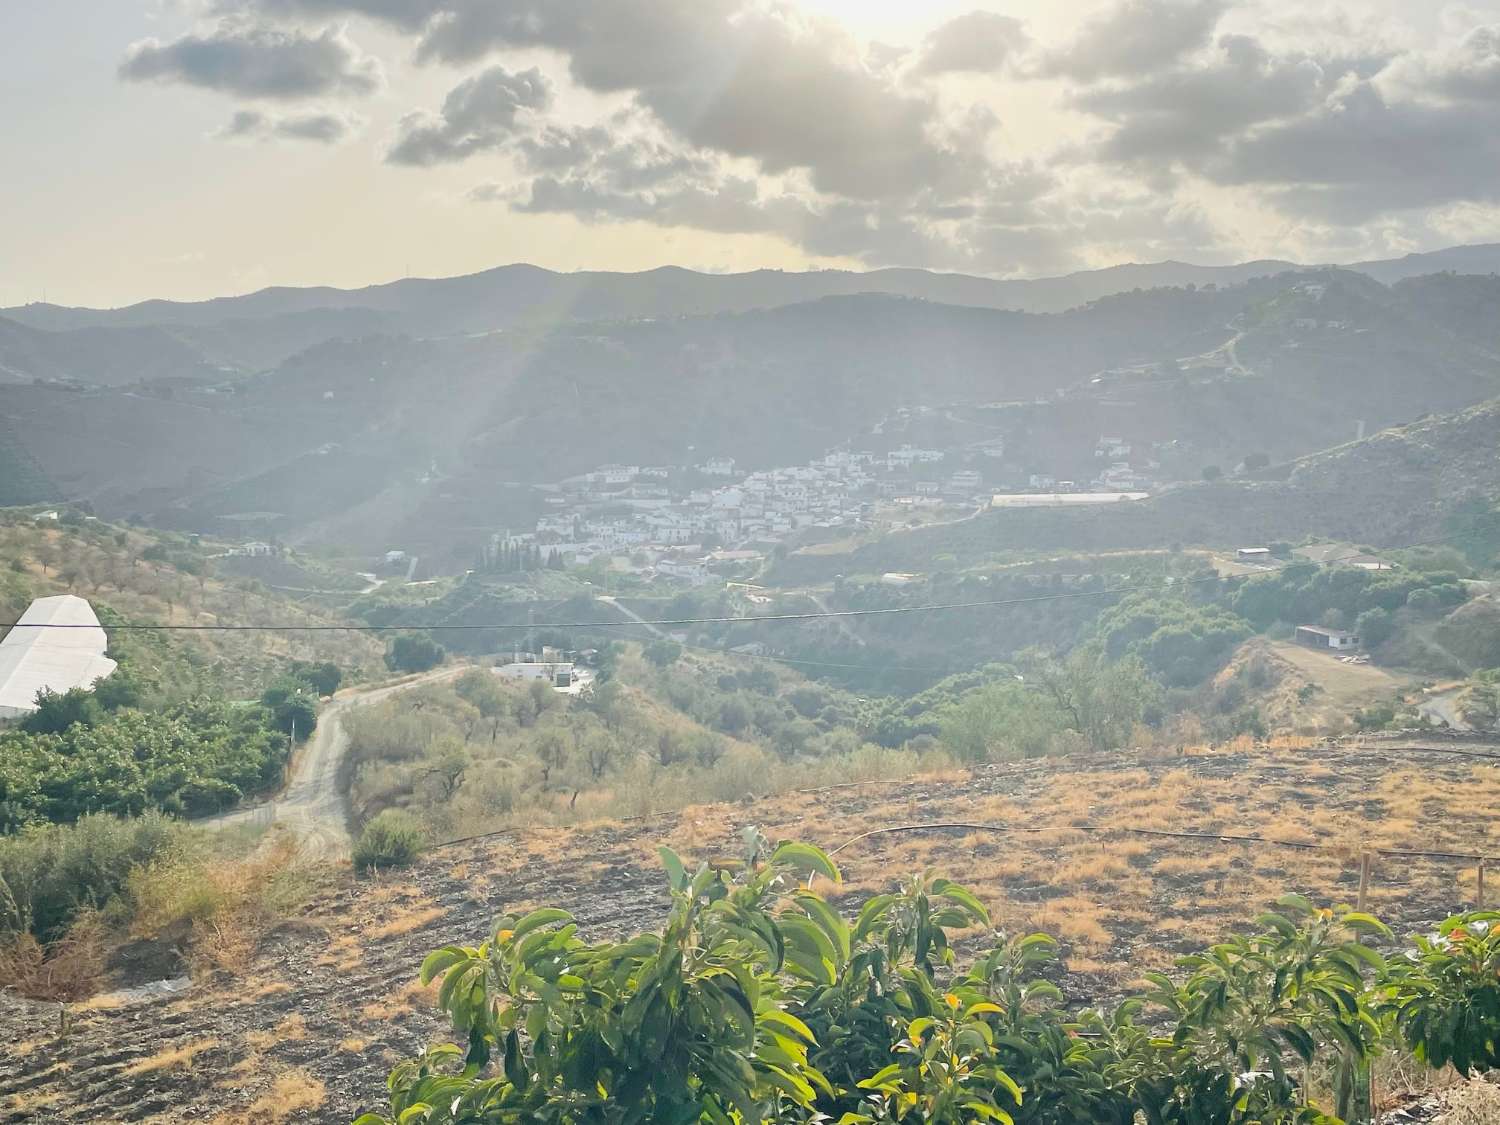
<box><xmin>4</xmin><ymin>735</ymin><xmax>1499</xmax><ymax>1122</ymax></box>
<box><xmin>0</xmin><ymin>512</ymin><xmax>381</xmax><ymax>696</ymax></box>
<box><xmin>5</xmin><ymin>270</ymin><xmax>1500</xmax><ymax>564</ymax></box>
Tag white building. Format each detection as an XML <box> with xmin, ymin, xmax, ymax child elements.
<box><xmin>493</xmin><ymin>662</ymin><xmax>576</xmax><ymax>689</ymax></box>
<box><xmin>700</xmin><ymin>457</ymin><xmax>737</xmax><ymax>476</ymax></box>
<box><xmin>227</xmin><ymin>541</ymin><xmax>276</xmax><ymax>558</ymax></box>
<box><xmin>887</xmin><ymin>445</ymin><xmax>945</xmax><ymax>469</ymax></box>
<box><xmin>1294</xmin><ymin>625</ymin><xmax>1359</xmax><ymax>651</ymax></box>
<box><xmin>0</xmin><ymin>595</ymin><xmax>118</xmax><ymax>721</ymax></box>
<box><xmin>656</xmin><ymin>560</ymin><xmax>712</xmax><ymax>585</ymax></box>
<box><xmin>589</xmin><ymin>465</ymin><xmax>638</xmax><ymax>485</ymax></box>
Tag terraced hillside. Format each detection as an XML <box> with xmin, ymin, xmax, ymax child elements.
<box><xmin>0</xmin><ymin>419</ymin><xmax>57</xmax><ymax>508</ymax></box>
<box><xmin>3</xmin><ymin>734</ymin><xmax>1496</xmax><ymax>1123</ymax></box>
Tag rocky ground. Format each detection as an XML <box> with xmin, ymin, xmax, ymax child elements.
<box><xmin>3</xmin><ymin>733</ymin><xmax>1499</xmax><ymax>1123</ymax></box>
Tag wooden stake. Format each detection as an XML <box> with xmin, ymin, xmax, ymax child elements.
<box><xmin>1478</xmin><ymin>860</ymin><xmax>1486</xmax><ymax>909</ymax></box>
<box><xmin>1356</xmin><ymin>851</ymin><xmax>1371</xmax><ymax>912</ymax></box>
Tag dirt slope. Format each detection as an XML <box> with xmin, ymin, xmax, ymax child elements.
<box><xmin>4</xmin><ymin>735</ymin><xmax>1498</xmax><ymax>1123</ymax></box>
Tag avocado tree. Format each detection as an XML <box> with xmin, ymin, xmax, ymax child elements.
<box><xmin>356</xmin><ymin>841</ymin><xmax>1495</xmax><ymax>1125</ymax></box>
<box><xmin>1385</xmin><ymin>911</ymin><xmax>1500</xmax><ymax>1075</ymax></box>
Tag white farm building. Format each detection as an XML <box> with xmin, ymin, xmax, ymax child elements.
<box><xmin>0</xmin><ymin>595</ymin><xmax>117</xmax><ymax>721</ymax></box>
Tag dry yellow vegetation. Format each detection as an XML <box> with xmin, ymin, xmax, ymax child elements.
<box><xmin>5</xmin><ymin>732</ymin><xmax>1498</xmax><ymax>1123</ymax></box>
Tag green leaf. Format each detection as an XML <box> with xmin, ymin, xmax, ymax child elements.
<box><xmin>419</xmin><ymin>946</ymin><xmax>471</xmax><ymax>986</ymax></box>
<box><xmin>770</xmin><ymin>841</ymin><xmax>841</xmax><ymax>885</ymax></box>
<box><xmin>932</xmin><ymin>878</ymin><xmax>992</xmax><ymax>926</ymax></box>
<box><xmin>659</xmin><ymin>845</ymin><xmax>688</xmax><ymax>891</ymax></box>
<box><xmin>510</xmin><ymin>907</ymin><xmax>573</xmax><ymax>942</ymax></box>
<box><xmin>793</xmin><ymin>891</ymin><xmax>851</xmax><ymax>965</ymax></box>
<box><xmin>759</xmin><ymin>1009</ymin><xmax>817</xmax><ymax>1045</ymax></box>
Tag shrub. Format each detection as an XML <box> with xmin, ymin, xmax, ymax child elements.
<box><xmin>0</xmin><ymin>812</ymin><xmax>184</xmax><ymax>943</ymax></box>
<box><xmin>356</xmin><ymin>844</ymin><xmax>1410</xmax><ymax>1125</ymax></box>
<box><xmin>1356</xmin><ymin>606</ymin><xmax>1395</xmax><ymax>649</ymax></box>
<box><xmin>643</xmin><ymin>639</ymin><xmax>684</xmax><ymax>668</ymax></box>
<box><xmin>126</xmin><ymin>833</ymin><xmax>311</xmax><ymax>974</ymax></box>
<box><xmin>353</xmin><ymin>810</ymin><xmax>426</xmax><ymax>872</ymax></box>
<box><xmin>386</xmin><ymin>634</ymin><xmax>446</xmax><ymax>674</ymax></box>
<box><xmin>0</xmin><ymin>909</ymin><xmax>107</xmax><ymax>1001</ymax></box>
<box><xmin>290</xmin><ymin>659</ymin><xmax>342</xmax><ymax>696</ymax></box>
<box><xmin>1385</xmin><ymin>911</ymin><xmax>1500</xmax><ymax>1075</ymax></box>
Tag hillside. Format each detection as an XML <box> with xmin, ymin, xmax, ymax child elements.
<box><xmin>0</xmin><ymin>418</ymin><xmax>57</xmax><ymax>508</ymax></box>
<box><xmin>0</xmin><ymin>316</ymin><xmax>222</xmax><ymax>388</ymax></box>
<box><xmin>6</xmin><ymin>244</ymin><xmax>1499</xmax><ymax>374</ymax></box>
<box><xmin>782</xmin><ymin>397</ymin><xmax>1500</xmax><ymax>581</ymax></box>
<box><xmin>2</xmin><ymin>734</ymin><xmax>1494</xmax><ymax>1122</ymax></box>
<box><xmin>4</xmin><ymin>269</ymin><xmax>1499</xmax><ymax>565</ymax></box>
<box><xmin>0</xmin><ymin>514</ymin><xmax>382</xmax><ymax>696</ymax></box>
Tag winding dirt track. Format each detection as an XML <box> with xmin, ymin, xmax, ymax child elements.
<box><xmin>200</xmin><ymin>665</ymin><xmax>468</xmax><ymax>859</ymax></box>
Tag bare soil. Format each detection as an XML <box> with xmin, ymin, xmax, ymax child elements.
<box><xmin>4</xmin><ymin>733</ymin><xmax>1498</xmax><ymax>1123</ymax></box>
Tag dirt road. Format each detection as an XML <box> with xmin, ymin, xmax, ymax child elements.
<box><xmin>200</xmin><ymin>665</ymin><xmax>467</xmax><ymax>859</ymax></box>
<box><xmin>595</xmin><ymin>594</ymin><xmax>668</xmax><ymax>639</ymax></box>
<box><xmin>1418</xmin><ymin>686</ymin><xmax>1471</xmax><ymax>731</ymax></box>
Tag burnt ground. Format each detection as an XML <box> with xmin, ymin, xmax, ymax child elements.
<box><xmin>3</xmin><ymin>734</ymin><xmax>1499</xmax><ymax>1124</ymax></box>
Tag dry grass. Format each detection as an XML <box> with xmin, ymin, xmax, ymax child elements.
<box><xmin>123</xmin><ymin>1037</ymin><xmax>220</xmax><ymax>1076</ymax></box>
<box><xmin>245</xmin><ymin>1013</ymin><xmax>308</xmax><ymax>1050</ymax></box>
<box><xmin>0</xmin><ymin>913</ymin><xmax>107</xmax><ymax>1002</ymax></box>
<box><xmin>361</xmin><ymin>976</ymin><xmax>439</xmax><ymax>1021</ymax></box>
<box><xmin>128</xmin><ymin>835</ymin><xmax>314</xmax><ymax>976</ymax></box>
<box><xmin>316</xmin><ymin>932</ymin><xmax>363</xmax><ymax>972</ymax></box>
<box><xmin>212</xmin><ymin>1070</ymin><xmax>327</xmax><ymax>1124</ymax></box>
<box><xmin>2</xmin><ymin>1088</ymin><xmax>60</xmax><ymax>1116</ymax></box>
<box><xmin>368</xmin><ymin>905</ymin><xmax>446</xmax><ymax>940</ymax></box>
<box><xmin>1433</xmin><ymin>1079</ymin><xmax>1500</xmax><ymax>1123</ymax></box>
<box><xmin>1033</xmin><ymin>895</ymin><xmax>1114</xmax><ymax>951</ymax></box>
<box><xmin>339</xmin><ymin>1036</ymin><xmax>371</xmax><ymax>1053</ymax></box>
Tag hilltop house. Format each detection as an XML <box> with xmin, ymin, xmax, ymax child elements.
<box><xmin>0</xmin><ymin>595</ymin><xmax>118</xmax><ymax>721</ymax></box>
<box><xmin>1294</xmin><ymin>625</ymin><xmax>1360</xmax><ymax>651</ymax></box>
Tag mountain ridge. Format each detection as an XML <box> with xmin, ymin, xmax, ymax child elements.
<box><xmin>6</xmin><ymin>242</ymin><xmax>1498</xmax><ymax>338</ymax></box>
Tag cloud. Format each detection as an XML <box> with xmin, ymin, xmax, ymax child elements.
<box><xmin>1384</xmin><ymin>23</ymin><xmax>1500</xmax><ymax>103</ymax></box>
<box><xmin>914</xmin><ymin>10</ymin><xmax>1030</xmax><ymax>76</ymax></box>
<box><xmin>1039</xmin><ymin>0</ymin><xmax>1227</xmax><ymax>81</ymax></box>
<box><xmin>225</xmin><ymin>0</ymin><xmax>441</xmax><ymax>28</ymax></box>
<box><xmin>206</xmin><ymin>0</ymin><xmax>1500</xmax><ymax>270</ymax></box>
<box><xmin>120</xmin><ymin>21</ymin><xmax>382</xmax><ymax>99</ymax></box>
<box><xmin>241</xmin><ymin>0</ymin><xmax>990</xmax><ymax>201</ymax></box>
<box><xmin>386</xmin><ymin>65</ymin><xmax>551</xmax><ymax>165</ymax></box>
<box><xmin>1071</xmin><ymin>35</ymin><xmax>1340</xmax><ymax>166</ymax></box>
<box><xmin>216</xmin><ymin>106</ymin><xmax>361</xmax><ymax>142</ymax></box>
<box><xmin>1208</xmin><ymin>78</ymin><xmax>1500</xmax><ymax>220</ymax></box>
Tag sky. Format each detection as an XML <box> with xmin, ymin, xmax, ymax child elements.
<box><xmin>2</xmin><ymin>0</ymin><xmax>1499</xmax><ymax>307</ymax></box>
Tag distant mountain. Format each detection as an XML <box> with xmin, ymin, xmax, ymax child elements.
<box><xmin>5</xmin><ymin>244</ymin><xmax>1500</xmax><ymax>374</ymax></box>
<box><xmin>0</xmin><ymin>316</ymin><xmax>221</xmax><ymax>387</ymax></box>
<box><xmin>3</xmin><ymin>267</ymin><xmax>1498</xmax><ymax>568</ymax></box>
